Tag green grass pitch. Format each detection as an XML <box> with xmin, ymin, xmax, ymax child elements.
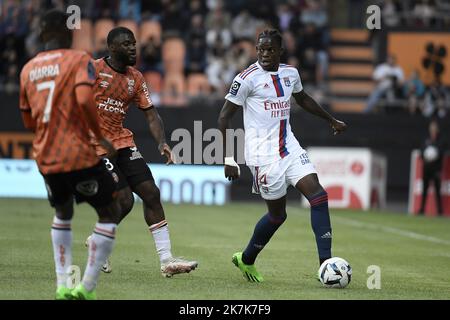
<box><xmin>1</xmin><ymin>198</ymin><xmax>450</xmax><ymax>300</ymax></box>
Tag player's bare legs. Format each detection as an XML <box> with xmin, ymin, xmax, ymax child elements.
<box><xmin>114</xmin><ymin>187</ymin><xmax>135</xmax><ymax>223</ymax></box>
<box><xmin>295</xmin><ymin>173</ymin><xmax>332</xmax><ymax>265</ymax></box>
<box><xmin>131</xmin><ymin>180</ymin><xmax>198</xmax><ymax>277</ymax></box>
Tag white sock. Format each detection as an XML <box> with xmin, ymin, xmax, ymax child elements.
<box><xmin>51</xmin><ymin>216</ymin><xmax>72</xmax><ymax>287</ymax></box>
<box><xmin>82</xmin><ymin>223</ymin><xmax>116</xmax><ymax>292</ymax></box>
<box><xmin>149</xmin><ymin>220</ymin><xmax>172</xmax><ymax>263</ymax></box>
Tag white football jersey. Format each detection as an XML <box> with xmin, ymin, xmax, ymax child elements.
<box><xmin>225</xmin><ymin>61</ymin><xmax>304</xmax><ymax>166</ymax></box>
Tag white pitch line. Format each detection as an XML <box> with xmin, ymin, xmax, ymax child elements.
<box><xmin>288</xmin><ymin>207</ymin><xmax>450</xmax><ymax>246</ymax></box>
<box><xmin>333</xmin><ymin>215</ymin><xmax>450</xmax><ymax>246</ymax></box>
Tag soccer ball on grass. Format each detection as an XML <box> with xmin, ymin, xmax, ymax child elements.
<box><xmin>318</xmin><ymin>257</ymin><xmax>352</xmax><ymax>288</ymax></box>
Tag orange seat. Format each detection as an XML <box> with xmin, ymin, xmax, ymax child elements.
<box><xmin>162</xmin><ymin>38</ymin><xmax>185</xmax><ymax>73</ymax></box>
<box><xmin>72</xmin><ymin>19</ymin><xmax>93</xmax><ymax>54</ymax></box>
<box><xmin>144</xmin><ymin>71</ymin><xmax>162</xmax><ymax>94</ymax></box>
<box><xmin>187</xmin><ymin>73</ymin><xmax>210</xmax><ymax>96</ymax></box>
<box><xmin>140</xmin><ymin>20</ymin><xmax>162</xmax><ymax>45</ymax></box>
<box><xmin>161</xmin><ymin>72</ymin><xmax>187</xmax><ymax>107</ymax></box>
<box><xmin>94</xmin><ymin>19</ymin><xmax>115</xmax><ymax>52</ymax></box>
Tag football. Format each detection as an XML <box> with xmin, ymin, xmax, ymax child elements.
<box><xmin>423</xmin><ymin>145</ymin><xmax>438</xmax><ymax>162</ymax></box>
<box><xmin>318</xmin><ymin>257</ymin><xmax>352</xmax><ymax>288</ymax></box>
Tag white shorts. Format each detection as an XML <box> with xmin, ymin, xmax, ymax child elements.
<box><xmin>249</xmin><ymin>151</ymin><xmax>317</xmax><ymax>201</ymax></box>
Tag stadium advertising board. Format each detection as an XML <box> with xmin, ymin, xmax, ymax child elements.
<box><xmin>0</xmin><ymin>160</ymin><xmax>230</xmax><ymax>206</ymax></box>
<box><xmin>307</xmin><ymin>147</ymin><xmax>387</xmax><ymax>210</ymax></box>
<box><xmin>408</xmin><ymin>151</ymin><xmax>450</xmax><ymax>216</ymax></box>
<box><xmin>388</xmin><ymin>32</ymin><xmax>450</xmax><ymax>85</ymax></box>
<box><xmin>0</xmin><ymin>133</ymin><xmax>34</xmax><ymax>159</ymax></box>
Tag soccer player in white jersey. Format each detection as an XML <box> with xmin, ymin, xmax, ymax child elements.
<box><xmin>218</xmin><ymin>30</ymin><xmax>347</xmax><ymax>282</ymax></box>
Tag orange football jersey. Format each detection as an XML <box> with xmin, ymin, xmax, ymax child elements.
<box><xmin>19</xmin><ymin>49</ymin><xmax>99</xmax><ymax>174</ymax></box>
<box><xmin>92</xmin><ymin>58</ymin><xmax>153</xmax><ymax>155</ymax></box>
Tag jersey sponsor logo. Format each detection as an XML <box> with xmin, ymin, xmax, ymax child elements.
<box><xmin>75</xmin><ymin>180</ymin><xmax>99</xmax><ymax>196</ymax></box>
<box><xmin>283</xmin><ymin>77</ymin><xmax>291</xmax><ymax>87</ymax></box>
<box><xmin>229</xmin><ymin>81</ymin><xmax>241</xmax><ymax>96</ymax></box>
<box><xmin>127</xmin><ymin>78</ymin><xmax>135</xmax><ymax>96</ymax></box>
<box><xmin>264</xmin><ymin>83</ymin><xmax>270</xmax><ymax>89</ymax></box>
<box><xmin>29</xmin><ymin>64</ymin><xmax>60</xmax><ymax>82</ymax></box>
<box><xmin>141</xmin><ymin>82</ymin><xmax>152</xmax><ymax>105</ymax></box>
<box><xmin>264</xmin><ymin>100</ymin><xmax>290</xmax><ymax>110</ymax></box>
<box><xmin>129</xmin><ymin>147</ymin><xmax>143</xmax><ymax>161</ymax></box>
<box><xmin>98</xmin><ymin>98</ymin><xmax>126</xmax><ymax>114</ymax></box>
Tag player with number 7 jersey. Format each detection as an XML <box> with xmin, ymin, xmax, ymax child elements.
<box><xmin>19</xmin><ymin>9</ymin><xmax>122</xmax><ymax>300</ymax></box>
<box><xmin>19</xmin><ymin>49</ymin><xmax>102</xmax><ymax>174</ymax></box>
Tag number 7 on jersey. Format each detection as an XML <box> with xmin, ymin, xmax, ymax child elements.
<box><xmin>37</xmin><ymin>80</ymin><xmax>55</xmax><ymax>123</ymax></box>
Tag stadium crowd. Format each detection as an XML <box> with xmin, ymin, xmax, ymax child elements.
<box><xmin>0</xmin><ymin>0</ymin><xmax>330</xmax><ymax>105</ymax></box>
<box><xmin>1</xmin><ymin>0</ymin><xmax>449</xmax><ymax>114</ymax></box>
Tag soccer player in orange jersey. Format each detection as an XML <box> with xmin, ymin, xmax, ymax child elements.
<box><xmin>88</xmin><ymin>27</ymin><xmax>197</xmax><ymax>277</ymax></box>
<box><xmin>19</xmin><ymin>9</ymin><xmax>121</xmax><ymax>300</ymax></box>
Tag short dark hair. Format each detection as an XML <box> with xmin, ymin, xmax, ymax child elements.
<box><xmin>107</xmin><ymin>27</ymin><xmax>134</xmax><ymax>47</ymax></box>
<box><xmin>257</xmin><ymin>29</ymin><xmax>283</xmax><ymax>48</ymax></box>
<box><xmin>40</xmin><ymin>9</ymin><xmax>70</xmax><ymax>35</ymax></box>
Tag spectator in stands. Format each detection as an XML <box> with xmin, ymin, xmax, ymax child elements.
<box><xmin>3</xmin><ymin>64</ymin><xmax>19</xmax><ymax>94</ymax></box>
<box><xmin>297</xmin><ymin>23</ymin><xmax>329</xmax><ymax>87</ymax></box>
<box><xmin>141</xmin><ymin>36</ymin><xmax>163</xmax><ymax>74</ymax></box>
<box><xmin>205</xmin><ymin>0</ymin><xmax>231</xmax><ymax>31</ymax></box>
<box><xmin>423</xmin><ymin>79</ymin><xmax>450</xmax><ymax>118</ymax></box>
<box><xmin>93</xmin><ymin>0</ymin><xmax>119</xmax><ymax>20</ymax></box>
<box><xmin>119</xmin><ymin>0</ymin><xmax>141</xmax><ymax>24</ymax></box>
<box><xmin>185</xmin><ymin>14</ymin><xmax>207</xmax><ymax>74</ymax></box>
<box><xmin>161</xmin><ymin>0</ymin><xmax>186</xmax><ymax>37</ymax></box>
<box><xmin>382</xmin><ymin>0</ymin><xmax>401</xmax><ymax>28</ymax></box>
<box><xmin>206</xmin><ymin>34</ymin><xmax>231</xmax><ymax>96</ymax></box>
<box><xmin>301</xmin><ymin>0</ymin><xmax>328</xmax><ymax>29</ymax></box>
<box><xmin>277</xmin><ymin>2</ymin><xmax>294</xmax><ymax>32</ymax></box>
<box><xmin>25</xmin><ymin>16</ymin><xmax>42</xmax><ymax>58</ymax></box>
<box><xmin>231</xmin><ymin>8</ymin><xmax>263</xmax><ymax>41</ymax></box>
<box><xmin>365</xmin><ymin>55</ymin><xmax>405</xmax><ymax>113</ymax></box>
<box><xmin>141</xmin><ymin>0</ymin><xmax>162</xmax><ymax>21</ymax></box>
<box><xmin>186</xmin><ymin>37</ymin><xmax>207</xmax><ymax>74</ymax></box>
<box><xmin>418</xmin><ymin>119</ymin><xmax>446</xmax><ymax>215</ymax></box>
<box><xmin>403</xmin><ymin>70</ymin><xmax>426</xmax><ymax>115</ymax></box>
<box><xmin>413</xmin><ymin>0</ymin><xmax>437</xmax><ymax>27</ymax></box>
<box><xmin>184</xmin><ymin>0</ymin><xmax>207</xmax><ymax>17</ymax></box>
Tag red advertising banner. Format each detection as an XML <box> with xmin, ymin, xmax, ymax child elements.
<box><xmin>408</xmin><ymin>150</ymin><xmax>450</xmax><ymax>216</ymax></box>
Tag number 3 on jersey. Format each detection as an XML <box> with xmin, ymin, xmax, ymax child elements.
<box><xmin>103</xmin><ymin>158</ymin><xmax>114</xmax><ymax>171</ymax></box>
<box><xmin>36</xmin><ymin>81</ymin><xmax>55</xmax><ymax>123</ymax></box>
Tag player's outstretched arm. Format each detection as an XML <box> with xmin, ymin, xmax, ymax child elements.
<box><xmin>292</xmin><ymin>90</ymin><xmax>347</xmax><ymax>135</ymax></box>
<box><xmin>75</xmin><ymin>84</ymin><xmax>116</xmax><ymax>158</ymax></box>
<box><xmin>218</xmin><ymin>100</ymin><xmax>240</xmax><ymax>181</ymax></box>
<box><xmin>144</xmin><ymin>108</ymin><xmax>174</xmax><ymax>165</ymax></box>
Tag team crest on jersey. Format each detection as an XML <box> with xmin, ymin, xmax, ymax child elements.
<box><xmin>100</xmin><ymin>80</ymin><xmax>109</xmax><ymax>88</ymax></box>
<box><xmin>127</xmin><ymin>79</ymin><xmax>135</xmax><ymax>96</ymax></box>
<box><xmin>229</xmin><ymin>81</ymin><xmax>241</xmax><ymax>96</ymax></box>
<box><xmin>283</xmin><ymin>77</ymin><xmax>291</xmax><ymax>87</ymax></box>
<box><xmin>75</xmin><ymin>180</ymin><xmax>99</xmax><ymax>196</ymax></box>
<box><xmin>129</xmin><ymin>147</ymin><xmax>143</xmax><ymax>161</ymax></box>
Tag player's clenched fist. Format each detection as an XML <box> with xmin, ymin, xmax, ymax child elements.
<box><xmin>224</xmin><ymin>157</ymin><xmax>240</xmax><ymax>181</ymax></box>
